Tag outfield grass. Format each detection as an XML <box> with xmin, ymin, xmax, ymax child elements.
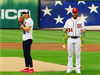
<box><xmin>0</xmin><ymin>49</ymin><xmax>100</xmax><ymax>75</ymax></box>
<box><xmin>0</xmin><ymin>30</ymin><xmax>100</xmax><ymax>75</ymax></box>
<box><xmin>0</xmin><ymin>30</ymin><xmax>100</xmax><ymax>44</ymax></box>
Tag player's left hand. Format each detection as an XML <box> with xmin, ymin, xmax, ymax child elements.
<box><xmin>18</xmin><ymin>17</ymin><xmax>24</xmax><ymax>26</ymax></box>
<box><xmin>81</xmin><ymin>43</ymin><xmax>84</xmax><ymax>48</ymax></box>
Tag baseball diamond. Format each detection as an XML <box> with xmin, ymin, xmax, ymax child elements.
<box><xmin>1</xmin><ymin>0</ymin><xmax>100</xmax><ymax>75</ymax></box>
<box><xmin>0</xmin><ymin>30</ymin><xmax>100</xmax><ymax>75</ymax></box>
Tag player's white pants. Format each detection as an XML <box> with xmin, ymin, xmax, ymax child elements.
<box><xmin>67</xmin><ymin>37</ymin><xmax>81</xmax><ymax>70</ymax></box>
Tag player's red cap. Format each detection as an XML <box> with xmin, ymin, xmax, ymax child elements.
<box><xmin>72</xmin><ymin>8</ymin><xmax>78</xmax><ymax>13</ymax></box>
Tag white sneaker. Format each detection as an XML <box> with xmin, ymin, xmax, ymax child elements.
<box><xmin>66</xmin><ymin>69</ymin><xmax>72</xmax><ymax>73</ymax></box>
<box><xmin>76</xmin><ymin>69</ymin><xmax>81</xmax><ymax>73</ymax></box>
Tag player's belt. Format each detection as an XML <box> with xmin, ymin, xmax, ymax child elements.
<box><xmin>69</xmin><ymin>36</ymin><xmax>80</xmax><ymax>39</ymax></box>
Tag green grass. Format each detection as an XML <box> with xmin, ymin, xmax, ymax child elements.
<box><xmin>0</xmin><ymin>30</ymin><xmax>100</xmax><ymax>75</ymax></box>
<box><xmin>0</xmin><ymin>49</ymin><xmax>100</xmax><ymax>75</ymax></box>
<box><xmin>0</xmin><ymin>30</ymin><xmax>100</xmax><ymax>44</ymax></box>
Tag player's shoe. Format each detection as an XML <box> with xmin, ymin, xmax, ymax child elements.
<box><xmin>66</xmin><ymin>69</ymin><xmax>72</xmax><ymax>73</ymax></box>
<box><xmin>19</xmin><ymin>68</ymin><xmax>29</xmax><ymax>72</ymax></box>
<box><xmin>25</xmin><ymin>69</ymin><xmax>35</xmax><ymax>73</ymax></box>
<box><xmin>76</xmin><ymin>69</ymin><xmax>81</xmax><ymax>73</ymax></box>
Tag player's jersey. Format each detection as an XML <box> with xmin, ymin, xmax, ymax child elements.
<box><xmin>23</xmin><ymin>18</ymin><xmax>34</xmax><ymax>41</ymax></box>
<box><xmin>64</xmin><ymin>17</ymin><xmax>85</xmax><ymax>36</ymax></box>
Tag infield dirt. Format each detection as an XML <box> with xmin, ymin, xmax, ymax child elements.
<box><xmin>0</xmin><ymin>43</ymin><xmax>100</xmax><ymax>52</ymax></box>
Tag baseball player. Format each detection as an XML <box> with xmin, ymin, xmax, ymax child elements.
<box><xmin>63</xmin><ymin>8</ymin><xmax>86</xmax><ymax>73</ymax></box>
<box><xmin>18</xmin><ymin>9</ymin><xmax>34</xmax><ymax>73</ymax></box>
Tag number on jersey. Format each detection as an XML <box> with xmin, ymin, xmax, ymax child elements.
<box><xmin>68</xmin><ymin>28</ymin><xmax>73</xmax><ymax>32</ymax></box>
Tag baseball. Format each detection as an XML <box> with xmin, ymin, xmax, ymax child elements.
<box><xmin>62</xmin><ymin>45</ymin><xmax>66</xmax><ymax>48</ymax></box>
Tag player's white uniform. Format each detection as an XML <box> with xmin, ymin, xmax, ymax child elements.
<box><xmin>64</xmin><ymin>17</ymin><xmax>85</xmax><ymax>71</ymax></box>
<box><xmin>23</xmin><ymin>18</ymin><xmax>34</xmax><ymax>41</ymax></box>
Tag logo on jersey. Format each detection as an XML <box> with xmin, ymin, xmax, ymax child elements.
<box><xmin>23</xmin><ymin>21</ymin><xmax>26</xmax><ymax>34</ymax></box>
<box><xmin>24</xmin><ymin>22</ymin><xmax>26</xmax><ymax>26</ymax></box>
<box><xmin>77</xmin><ymin>23</ymin><xmax>82</xmax><ymax>28</ymax></box>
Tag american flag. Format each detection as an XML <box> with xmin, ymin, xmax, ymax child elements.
<box><xmin>40</xmin><ymin>1</ymin><xmax>100</xmax><ymax>28</ymax></box>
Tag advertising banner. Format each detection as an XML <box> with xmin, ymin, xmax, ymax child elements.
<box><xmin>0</xmin><ymin>0</ymin><xmax>38</xmax><ymax>29</ymax></box>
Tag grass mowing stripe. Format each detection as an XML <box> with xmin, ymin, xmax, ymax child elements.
<box><xmin>33</xmin><ymin>30</ymin><xmax>62</xmax><ymax>33</ymax></box>
<box><xmin>33</xmin><ymin>34</ymin><xmax>62</xmax><ymax>39</ymax></box>
<box><xmin>86</xmin><ymin>36</ymin><xmax>100</xmax><ymax>38</ymax></box>
<box><xmin>34</xmin><ymin>40</ymin><xmax>100</xmax><ymax>44</ymax></box>
<box><xmin>85</xmin><ymin>40</ymin><xmax>100</xmax><ymax>42</ymax></box>
<box><xmin>0</xmin><ymin>30</ymin><xmax>100</xmax><ymax>44</ymax></box>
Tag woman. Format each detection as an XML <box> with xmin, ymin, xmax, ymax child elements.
<box><xmin>19</xmin><ymin>9</ymin><xmax>34</xmax><ymax>73</ymax></box>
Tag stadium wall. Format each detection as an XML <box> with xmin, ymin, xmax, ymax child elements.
<box><xmin>39</xmin><ymin>1</ymin><xmax>100</xmax><ymax>30</ymax></box>
<box><xmin>0</xmin><ymin>0</ymin><xmax>38</xmax><ymax>29</ymax></box>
